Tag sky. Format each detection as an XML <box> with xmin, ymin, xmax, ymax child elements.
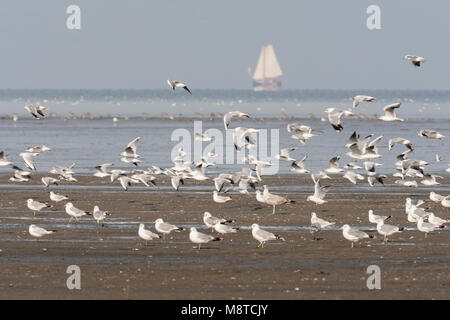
<box><xmin>0</xmin><ymin>1</ymin><xmax>449</xmax><ymax>90</ymax></box>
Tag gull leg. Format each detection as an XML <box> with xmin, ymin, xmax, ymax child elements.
<box><xmin>145</xmin><ymin>240</ymin><xmax>148</xmax><ymax>246</ymax></box>
<box><xmin>198</xmin><ymin>243</ymin><xmax>201</xmax><ymax>250</ymax></box>
<box><xmin>257</xmin><ymin>242</ymin><xmax>261</xmax><ymax>248</ymax></box>
<box><xmin>351</xmin><ymin>242</ymin><xmax>354</xmax><ymax>248</ymax></box>
<box><xmin>384</xmin><ymin>235</ymin><xmax>387</xmax><ymax>243</ymax></box>
<box><xmin>261</xmin><ymin>242</ymin><xmax>265</xmax><ymax>248</ymax></box>
<box><xmin>425</xmin><ymin>233</ymin><xmax>427</xmax><ymax>239</ymax></box>
<box><xmin>272</xmin><ymin>205</ymin><xmax>276</xmax><ymax>214</ymax></box>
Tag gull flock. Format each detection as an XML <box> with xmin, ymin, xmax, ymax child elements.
<box><xmin>2</xmin><ymin>55</ymin><xmax>450</xmax><ymax>249</ymax></box>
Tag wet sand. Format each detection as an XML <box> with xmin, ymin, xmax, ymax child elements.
<box><xmin>0</xmin><ymin>174</ymin><xmax>449</xmax><ymax>299</ymax></box>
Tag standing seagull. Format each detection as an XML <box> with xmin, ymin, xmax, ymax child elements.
<box><xmin>0</xmin><ymin>151</ymin><xmax>13</xmax><ymax>167</ymax></box>
<box><xmin>49</xmin><ymin>191</ymin><xmax>68</xmax><ymax>205</ymax></box>
<box><xmin>203</xmin><ymin>212</ymin><xmax>233</xmax><ymax>231</ymax></box>
<box><xmin>404</xmin><ymin>55</ymin><xmax>426</xmax><ymax>67</ymax></box>
<box><xmin>167</xmin><ymin>80</ymin><xmax>192</xmax><ymax>94</ymax></box>
<box><xmin>376</xmin><ymin>220</ymin><xmax>403</xmax><ymax>243</ymax></box>
<box><xmin>93</xmin><ymin>206</ymin><xmax>110</xmax><ymax>226</ymax></box>
<box><xmin>154</xmin><ymin>218</ymin><xmax>183</xmax><ymax>239</ymax></box>
<box><xmin>311</xmin><ymin>212</ymin><xmax>335</xmax><ymax>229</ymax></box>
<box><xmin>138</xmin><ymin>223</ymin><xmax>161</xmax><ymax>246</ymax></box>
<box><xmin>29</xmin><ymin>225</ymin><xmax>56</xmax><ymax>243</ymax></box>
<box><xmin>251</xmin><ymin>224</ymin><xmax>284</xmax><ymax>248</ymax></box>
<box><xmin>342</xmin><ymin>224</ymin><xmax>373</xmax><ymax>248</ymax></box>
<box><xmin>262</xmin><ymin>185</ymin><xmax>293</xmax><ymax>214</ymax></box>
<box><xmin>65</xmin><ymin>202</ymin><xmax>91</xmax><ymax>223</ymax></box>
<box><xmin>352</xmin><ymin>95</ymin><xmax>375</xmax><ymax>109</ymax></box>
<box><xmin>27</xmin><ymin>199</ymin><xmax>50</xmax><ymax>216</ymax></box>
<box><xmin>223</xmin><ymin>111</ymin><xmax>250</xmax><ymax>130</ymax></box>
<box><xmin>189</xmin><ymin>227</ymin><xmax>221</xmax><ymax>250</ymax></box>
<box><xmin>379</xmin><ymin>103</ymin><xmax>404</xmax><ymax>122</ymax></box>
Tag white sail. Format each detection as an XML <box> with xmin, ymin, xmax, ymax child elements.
<box><xmin>252</xmin><ymin>46</ymin><xmax>266</xmax><ymax>81</ymax></box>
<box><xmin>263</xmin><ymin>45</ymin><xmax>283</xmax><ymax>79</ymax></box>
<box><xmin>251</xmin><ymin>44</ymin><xmax>283</xmax><ymax>91</ymax></box>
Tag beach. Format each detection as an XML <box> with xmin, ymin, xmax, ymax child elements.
<box><xmin>1</xmin><ymin>174</ymin><xmax>449</xmax><ymax>299</ymax></box>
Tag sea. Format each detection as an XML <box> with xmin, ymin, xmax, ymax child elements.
<box><xmin>0</xmin><ymin>89</ymin><xmax>449</xmax><ymax>175</ymax></box>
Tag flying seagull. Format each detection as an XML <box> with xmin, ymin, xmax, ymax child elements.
<box><xmin>223</xmin><ymin>111</ymin><xmax>250</xmax><ymax>130</ymax></box>
<box><xmin>352</xmin><ymin>95</ymin><xmax>375</xmax><ymax>109</ymax></box>
<box><xmin>379</xmin><ymin>103</ymin><xmax>404</xmax><ymax>122</ymax></box>
<box><xmin>404</xmin><ymin>55</ymin><xmax>426</xmax><ymax>67</ymax></box>
<box><xmin>167</xmin><ymin>80</ymin><xmax>192</xmax><ymax>94</ymax></box>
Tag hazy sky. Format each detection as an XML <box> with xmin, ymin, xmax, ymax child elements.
<box><xmin>1</xmin><ymin>1</ymin><xmax>449</xmax><ymax>90</ymax></box>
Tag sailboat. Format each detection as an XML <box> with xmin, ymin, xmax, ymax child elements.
<box><xmin>250</xmin><ymin>44</ymin><xmax>284</xmax><ymax>91</ymax></box>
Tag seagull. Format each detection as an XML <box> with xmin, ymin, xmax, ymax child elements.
<box><xmin>26</xmin><ymin>145</ymin><xmax>51</xmax><ymax>153</ymax></box>
<box><xmin>435</xmin><ymin>154</ymin><xmax>442</xmax><ymax>162</ymax></box>
<box><xmin>420</xmin><ymin>174</ymin><xmax>442</xmax><ymax>186</ymax></box>
<box><xmin>167</xmin><ymin>80</ymin><xmax>192</xmax><ymax>94</ymax></box>
<box><xmin>20</xmin><ymin>152</ymin><xmax>39</xmax><ymax>171</ymax></box>
<box><xmin>368</xmin><ymin>210</ymin><xmax>391</xmax><ymax>224</ymax></box>
<box><xmin>0</xmin><ymin>151</ymin><xmax>12</xmax><ymax>167</ymax></box>
<box><xmin>24</xmin><ymin>104</ymin><xmax>48</xmax><ymax>119</ymax></box>
<box><xmin>311</xmin><ymin>212</ymin><xmax>335</xmax><ymax>228</ymax></box>
<box><xmin>65</xmin><ymin>202</ymin><xmax>91</xmax><ymax>223</ymax></box>
<box><xmin>41</xmin><ymin>176</ymin><xmax>59</xmax><ymax>187</ymax></box>
<box><xmin>121</xmin><ymin>137</ymin><xmax>141</xmax><ymax>158</ymax></box>
<box><xmin>418</xmin><ymin>129</ymin><xmax>445</xmax><ymax>140</ymax></box>
<box><xmin>29</xmin><ymin>224</ymin><xmax>56</xmax><ymax>243</ymax></box>
<box><xmin>307</xmin><ymin>180</ymin><xmax>329</xmax><ymax>205</ymax></box>
<box><xmin>138</xmin><ymin>223</ymin><xmax>161</xmax><ymax>246</ymax></box>
<box><xmin>290</xmin><ymin>156</ymin><xmax>309</xmax><ymax>174</ymax></box>
<box><xmin>223</xmin><ymin>111</ymin><xmax>250</xmax><ymax>130</ymax></box>
<box><xmin>93</xmin><ymin>163</ymin><xmax>113</xmax><ymax>178</ymax></box>
<box><xmin>213</xmin><ymin>191</ymin><xmax>232</xmax><ymax>204</ymax></box>
<box><xmin>232</xmin><ymin>127</ymin><xmax>259</xmax><ymax>150</ymax></box>
<box><xmin>343</xmin><ymin>171</ymin><xmax>365</xmax><ymax>184</ymax></box>
<box><xmin>388</xmin><ymin>138</ymin><xmax>413</xmax><ymax>151</ymax></box>
<box><xmin>203</xmin><ymin>212</ymin><xmax>233</xmax><ymax>231</ymax></box>
<box><xmin>428</xmin><ymin>213</ymin><xmax>449</xmax><ymax>227</ymax></box>
<box><xmin>171</xmin><ymin>175</ymin><xmax>184</xmax><ymax>191</ymax></box>
<box><xmin>324</xmin><ymin>108</ymin><xmax>344</xmax><ymax>132</ymax></box>
<box><xmin>214</xmin><ymin>223</ymin><xmax>238</xmax><ymax>237</ymax></box>
<box><xmin>27</xmin><ymin>199</ymin><xmax>50</xmax><ymax>216</ymax></box>
<box><xmin>429</xmin><ymin>191</ymin><xmax>445</xmax><ymax>203</ymax></box>
<box><xmin>442</xmin><ymin>196</ymin><xmax>450</xmax><ymax>208</ymax></box>
<box><xmin>342</xmin><ymin>224</ymin><xmax>373</xmax><ymax>248</ymax></box>
<box><xmin>376</xmin><ymin>220</ymin><xmax>403</xmax><ymax>243</ymax></box>
<box><xmin>154</xmin><ymin>218</ymin><xmax>183</xmax><ymax>239</ymax></box>
<box><xmin>325</xmin><ymin>156</ymin><xmax>344</xmax><ymax>174</ymax></box>
<box><xmin>189</xmin><ymin>227</ymin><xmax>221</xmax><ymax>249</ymax></box>
<box><xmin>404</xmin><ymin>55</ymin><xmax>426</xmax><ymax>67</ymax></box>
<box><xmin>289</xmin><ymin>124</ymin><xmax>316</xmax><ymax>144</ymax></box>
<box><xmin>368</xmin><ymin>174</ymin><xmax>387</xmax><ymax>187</ymax></box>
<box><xmin>49</xmin><ymin>191</ymin><xmax>68</xmax><ymax>204</ymax></box>
<box><xmin>417</xmin><ymin>217</ymin><xmax>443</xmax><ymax>238</ymax></box>
<box><xmin>311</xmin><ymin>171</ymin><xmax>331</xmax><ymax>184</ymax></box>
<box><xmin>93</xmin><ymin>206</ymin><xmax>110</xmax><ymax>226</ymax></box>
<box><xmin>262</xmin><ymin>185</ymin><xmax>293</xmax><ymax>214</ymax></box>
<box><xmin>118</xmin><ymin>175</ymin><xmax>139</xmax><ymax>191</ymax></box>
<box><xmin>352</xmin><ymin>95</ymin><xmax>375</xmax><ymax>109</ymax></box>
<box><xmin>251</xmin><ymin>224</ymin><xmax>284</xmax><ymax>248</ymax></box>
<box><xmin>379</xmin><ymin>103</ymin><xmax>404</xmax><ymax>122</ymax></box>
<box><xmin>255</xmin><ymin>190</ymin><xmax>266</xmax><ymax>206</ymax></box>
<box><xmin>275</xmin><ymin>148</ymin><xmax>296</xmax><ymax>162</ymax></box>
<box><xmin>344</xmin><ymin>162</ymin><xmax>363</xmax><ymax>170</ymax></box>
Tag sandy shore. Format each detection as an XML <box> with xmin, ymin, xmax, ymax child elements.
<box><xmin>0</xmin><ymin>174</ymin><xmax>449</xmax><ymax>299</ymax></box>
